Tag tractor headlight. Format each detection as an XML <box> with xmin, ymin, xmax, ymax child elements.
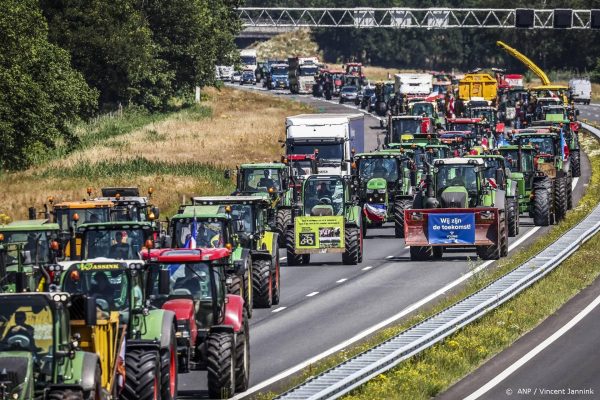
<box><xmin>480</xmin><ymin>211</ymin><xmax>495</xmax><ymax>220</ymax></box>
<box><xmin>366</xmin><ymin>189</ymin><xmax>374</xmax><ymax>194</ymax></box>
<box><xmin>177</xmin><ymin>320</ymin><xmax>191</xmax><ymax>339</ymax></box>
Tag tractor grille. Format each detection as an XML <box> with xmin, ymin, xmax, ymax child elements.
<box><xmin>0</xmin><ymin>357</ymin><xmax>29</xmax><ymax>392</ymax></box>
<box><xmin>441</xmin><ymin>191</ymin><xmax>467</xmax><ymax>208</ymax></box>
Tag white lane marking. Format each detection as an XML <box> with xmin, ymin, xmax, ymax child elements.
<box><xmin>572</xmin><ymin>177</ymin><xmax>579</xmax><ymax>190</ymax></box>
<box><xmin>465</xmin><ymin>293</ymin><xmax>600</xmax><ymax>400</ymax></box>
<box><xmin>386</xmin><ymin>255</ymin><xmax>394</xmax><ymax>259</ymax></box>
<box><xmin>336</xmin><ymin>278</ymin><xmax>348</xmax><ymax>283</ymax></box>
<box><xmin>232</xmin><ymin>228</ymin><xmax>540</xmax><ymax>399</ymax></box>
<box><xmin>280</xmin><ymin>257</ymin><xmax>287</xmax><ymax>261</ymax></box>
<box><xmin>271</xmin><ymin>307</ymin><xmax>287</xmax><ymax>313</ymax></box>
<box><xmin>362</xmin><ymin>266</ymin><xmax>373</xmax><ymax>271</ymax></box>
<box><xmin>306</xmin><ymin>291</ymin><xmax>319</xmax><ymax>297</ymax></box>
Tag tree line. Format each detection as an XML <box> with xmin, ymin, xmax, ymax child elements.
<box><xmin>1</xmin><ymin>0</ymin><xmax>242</xmax><ymax>170</ymax></box>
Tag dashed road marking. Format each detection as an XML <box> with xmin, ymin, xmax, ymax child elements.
<box><xmin>271</xmin><ymin>307</ymin><xmax>287</xmax><ymax>313</ymax></box>
<box><xmin>336</xmin><ymin>278</ymin><xmax>348</xmax><ymax>283</ymax></box>
<box><xmin>306</xmin><ymin>291</ymin><xmax>319</xmax><ymax>297</ymax></box>
<box><xmin>362</xmin><ymin>266</ymin><xmax>373</xmax><ymax>271</ymax></box>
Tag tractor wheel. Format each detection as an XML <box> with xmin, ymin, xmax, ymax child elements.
<box><xmin>476</xmin><ymin>242</ymin><xmax>500</xmax><ymax>260</ymax></box>
<box><xmin>252</xmin><ymin>259</ymin><xmax>272</xmax><ymax>308</ymax></box>
<box><xmin>342</xmin><ymin>227</ymin><xmax>360</xmax><ymax>265</ymax></box>
<box><xmin>228</xmin><ymin>274</ymin><xmax>242</xmax><ymax>297</ymax></box>
<box><xmin>285</xmin><ymin>229</ymin><xmax>302</xmax><ymax>266</ymax></box>
<box><xmin>272</xmin><ymin>249</ymin><xmax>281</xmax><ymax>305</ymax></box>
<box><xmin>507</xmin><ymin>199</ymin><xmax>519</xmax><ymax>237</ymax></box>
<box><xmin>235</xmin><ymin>308</ymin><xmax>250</xmax><ymax>393</ymax></box>
<box><xmin>160</xmin><ymin>325</ymin><xmax>178</xmax><ymax>400</ymax></box>
<box><xmin>122</xmin><ymin>349</ymin><xmax>161</xmax><ymax>400</ymax></box>
<box><xmin>500</xmin><ymin>219</ymin><xmax>509</xmax><ymax>257</ymax></box>
<box><xmin>567</xmin><ymin>176</ymin><xmax>573</xmax><ymax>210</ymax></box>
<box><xmin>554</xmin><ymin>177</ymin><xmax>568</xmax><ymax>222</ymax></box>
<box><xmin>410</xmin><ymin>246</ymin><xmax>433</xmax><ymax>261</ymax></box>
<box><xmin>532</xmin><ymin>179</ymin><xmax>552</xmax><ymax>226</ymax></box>
<box><xmin>358</xmin><ymin>229</ymin><xmax>364</xmax><ymax>263</ymax></box>
<box><xmin>301</xmin><ymin>254</ymin><xmax>311</xmax><ymax>264</ymax></box>
<box><xmin>84</xmin><ymin>363</ymin><xmax>102</xmax><ymax>400</ymax></box>
<box><xmin>432</xmin><ymin>246</ymin><xmax>444</xmax><ymax>260</ymax></box>
<box><xmin>48</xmin><ymin>389</ymin><xmax>85</xmax><ymax>400</ymax></box>
<box><xmin>394</xmin><ymin>199</ymin><xmax>412</xmax><ymax>238</ymax></box>
<box><xmin>207</xmin><ymin>331</ymin><xmax>236</xmax><ymax>399</ymax></box>
<box><xmin>571</xmin><ymin>150</ymin><xmax>581</xmax><ymax>178</ymax></box>
<box><xmin>243</xmin><ymin>263</ymin><xmax>253</xmax><ymax>319</ymax></box>
<box><xmin>361</xmin><ymin>213</ymin><xmax>368</xmax><ymax>238</ymax></box>
<box><xmin>276</xmin><ymin>209</ymin><xmax>291</xmax><ymax>247</ymax></box>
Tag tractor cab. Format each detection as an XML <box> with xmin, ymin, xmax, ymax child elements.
<box><xmin>440</xmin><ymin>131</ymin><xmax>474</xmax><ymax>154</ymax></box>
<box><xmin>77</xmin><ymin>221</ymin><xmax>158</xmax><ymax>260</ymax></box>
<box><xmin>432</xmin><ymin>158</ymin><xmax>492</xmax><ymax>208</ymax></box>
<box><xmin>542</xmin><ymin>105</ymin><xmax>567</xmax><ymax>122</ymax></box>
<box><xmin>302</xmin><ymin>175</ymin><xmax>348</xmax><ymax>217</ymax></box>
<box><xmin>0</xmin><ymin>220</ymin><xmax>61</xmax><ymax>292</ymax></box>
<box><xmin>282</xmin><ymin>153</ymin><xmax>319</xmax><ymax>197</ymax></box>
<box><xmin>95</xmin><ymin>187</ymin><xmax>159</xmax><ymax>223</ymax></box>
<box><xmin>169</xmin><ymin>209</ymin><xmax>233</xmax><ymax>250</ymax></box>
<box><xmin>386</xmin><ymin>116</ymin><xmax>432</xmax><ymax>146</ymax></box>
<box><xmin>233</xmin><ymin>163</ymin><xmax>289</xmax><ymax>197</ymax></box>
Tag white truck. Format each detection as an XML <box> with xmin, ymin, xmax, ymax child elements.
<box><xmin>240</xmin><ymin>49</ymin><xmax>258</xmax><ymax>73</ymax></box>
<box><xmin>569</xmin><ymin>78</ymin><xmax>592</xmax><ymax>105</ymax></box>
<box><xmin>394</xmin><ymin>73</ymin><xmax>433</xmax><ymax>96</ymax></box>
<box><xmin>288</xmin><ymin>57</ymin><xmax>320</xmax><ymax>94</ymax></box>
<box><xmin>216</xmin><ymin>65</ymin><xmax>234</xmax><ymax>81</ymax></box>
<box><xmin>285</xmin><ymin>114</ymin><xmax>365</xmax><ymax>176</ymax></box>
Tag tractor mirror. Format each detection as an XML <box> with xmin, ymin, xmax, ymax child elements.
<box><xmin>15</xmin><ymin>271</ymin><xmax>26</xmax><ymax>293</ymax></box>
<box><xmin>236</xmin><ymin>220</ymin><xmax>246</xmax><ymax>232</ymax></box>
<box><xmin>576</xmin><ymin>109</ymin><xmax>580</xmax><ymax>116</ymax></box>
<box><xmin>159</xmin><ymin>269</ymin><xmax>171</xmax><ymax>295</ymax></box>
<box><xmin>21</xmin><ymin>250</ymin><xmax>32</xmax><ymax>265</ymax></box>
<box><xmin>84</xmin><ymin>296</ymin><xmax>97</xmax><ymax>326</ymax></box>
<box><xmin>28</xmin><ymin>207</ymin><xmax>36</xmax><ymax>220</ymax></box>
<box><xmin>151</xmin><ymin>206</ymin><xmax>160</xmax><ymax>220</ymax></box>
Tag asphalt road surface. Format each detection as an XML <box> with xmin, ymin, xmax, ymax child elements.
<box><xmin>177</xmin><ymin>84</ymin><xmax>592</xmax><ymax>398</ymax></box>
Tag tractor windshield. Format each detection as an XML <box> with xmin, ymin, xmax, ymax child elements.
<box><xmin>359</xmin><ymin>158</ymin><xmax>399</xmax><ymax>183</ymax></box>
<box><xmin>500</xmin><ymin>149</ymin><xmax>534</xmax><ymax>172</ymax></box>
<box><xmin>289</xmin><ymin>143</ymin><xmax>343</xmax><ymax>161</ymax></box>
<box><xmin>0</xmin><ymin>230</ymin><xmax>53</xmax><ymax>265</ymax></box>
<box><xmin>55</xmin><ymin>207</ymin><xmax>111</xmax><ymax>231</ymax></box>
<box><xmin>518</xmin><ymin>136</ymin><xmax>556</xmax><ymax>155</ymax></box>
<box><xmin>303</xmin><ymin>177</ymin><xmax>345</xmax><ymax>216</ymax></box>
<box><xmin>81</xmin><ymin>227</ymin><xmax>150</xmax><ymax>259</ymax></box>
<box><xmin>482</xmin><ymin>158</ymin><xmax>508</xmax><ymax>180</ymax></box>
<box><xmin>111</xmin><ymin>204</ymin><xmax>145</xmax><ymax>222</ymax></box>
<box><xmin>391</xmin><ymin>119</ymin><xmax>421</xmax><ymax>142</ymax></box>
<box><xmin>241</xmin><ymin>168</ymin><xmax>283</xmax><ymax>192</ymax></box>
<box><xmin>436</xmin><ymin>165</ymin><xmax>479</xmax><ymax>196</ymax></box>
<box><xmin>0</xmin><ymin>295</ymin><xmax>54</xmax><ymax>355</ymax></box>
<box><xmin>469</xmin><ymin>108</ymin><xmax>494</xmax><ymax>122</ymax></box>
<box><xmin>173</xmin><ymin>219</ymin><xmax>225</xmax><ymax>249</ymax></box>
<box><xmin>411</xmin><ymin>103</ymin><xmax>435</xmax><ymax>118</ymax></box>
<box><xmin>225</xmin><ymin>204</ymin><xmax>254</xmax><ymax>234</ymax></box>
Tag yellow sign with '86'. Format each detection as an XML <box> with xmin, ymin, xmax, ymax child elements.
<box><xmin>294</xmin><ymin>216</ymin><xmax>345</xmax><ymax>253</ymax></box>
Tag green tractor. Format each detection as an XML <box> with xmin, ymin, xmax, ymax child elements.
<box><xmin>513</xmin><ymin>131</ymin><xmax>573</xmax><ymax>225</ymax></box>
<box><xmin>0</xmin><ymin>292</ymin><xmax>105</xmax><ymax>399</ymax></box>
<box><xmin>498</xmin><ymin>144</ymin><xmax>537</xmax><ymax>217</ymax></box>
<box><xmin>286</xmin><ymin>175</ymin><xmax>363</xmax><ymax>266</ymax></box>
<box><xmin>0</xmin><ymin>220</ymin><xmax>62</xmax><ymax>293</ymax></box>
<box><xmin>191</xmin><ymin>195</ymin><xmax>281</xmax><ymax>308</ymax></box>
<box><xmin>144</xmin><ymin>248</ymin><xmax>250</xmax><ymax>398</ymax></box>
<box><xmin>168</xmin><ymin>206</ymin><xmax>254</xmax><ymax>317</ymax></box>
<box><xmin>530</xmin><ymin>120</ymin><xmax>582</xmax><ymax>178</ymax></box>
<box><xmin>95</xmin><ymin>186</ymin><xmax>161</xmax><ymax>222</ymax></box>
<box><xmin>56</xmin><ymin>259</ymin><xmax>179</xmax><ymax>400</ymax></box>
<box><xmin>352</xmin><ymin>152</ymin><xmax>415</xmax><ymax>238</ymax></box>
<box><xmin>229</xmin><ymin>163</ymin><xmax>293</xmax><ymax>247</ymax></box>
<box><xmin>405</xmin><ymin>158</ymin><xmax>508</xmax><ymax>261</ymax></box>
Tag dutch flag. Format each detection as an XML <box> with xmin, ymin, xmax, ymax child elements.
<box><xmin>184</xmin><ymin>217</ymin><xmax>198</xmax><ymax>249</ymax></box>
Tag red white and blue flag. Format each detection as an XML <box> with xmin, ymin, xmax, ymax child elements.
<box><xmin>185</xmin><ymin>217</ymin><xmax>198</xmax><ymax>248</ymax></box>
<box><xmin>364</xmin><ymin>203</ymin><xmax>387</xmax><ymax>222</ymax></box>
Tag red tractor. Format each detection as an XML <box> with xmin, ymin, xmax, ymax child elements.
<box><xmin>144</xmin><ymin>248</ymin><xmax>249</xmax><ymax>399</ymax></box>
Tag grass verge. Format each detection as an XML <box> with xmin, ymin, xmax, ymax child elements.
<box><xmin>254</xmin><ymin>131</ymin><xmax>600</xmax><ymax>400</ymax></box>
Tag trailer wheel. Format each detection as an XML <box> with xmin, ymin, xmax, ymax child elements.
<box><xmin>342</xmin><ymin>227</ymin><xmax>360</xmax><ymax>265</ymax></box>
<box><xmin>410</xmin><ymin>246</ymin><xmax>433</xmax><ymax>261</ymax></box>
<box><xmin>235</xmin><ymin>308</ymin><xmax>250</xmax><ymax>393</ymax></box>
<box><xmin>554</xmin><ymin>176</ymin><xmax>568</xmax><ymax>222</ymax></box>
<box><xmin>122</xmin><ymin>349</ymin><xmax>161</xmax><ymax>400</ymax></box>
<box><xmin>207</xmin><ymin>331</ymin><xmax>236</xmax><ymax>399</ymax></box>
<box><xmin>252</xmin><ymin>259</ymin><xmax>272</xmax><ymax>308</ymax></box>
<box><xmin>48</xmin><ymin>389</ymin><xmax>85</xmax><ymax>400</ymax></box>
<box><xmin>507</xmin><ymin>199</ymin><xmax>519</xmax><ymax>237</ymax></box>
<box><xmin>276</xmin><ymin>209</ymin><xmax>291</xmax><ymax>247</ymax></box>
<box><xmin>285</xmin><ymin>229</ymin><xmax>302</xmax><ymax>266</ymax></box>
<box><xmin>160</xmin><ymin>325</ymin><xmax>178</xmax><ymax>400</ymax></box>
<box><xmin>394</xmin><ymin>199</ymin><xmax>412</xmax><ymax>238</ymax></box>
<box><xmin>532</xmin><ymin>179</ymin><xmax>552</xmax><ymax>226</ymax></box>
<box><xmin>571</xmin><ymin>151</ymin><xmax>581</xmax><ymax>177</ymax></box>
<box><xmin>476</xmin><ymin>242</ymin><xmax>500</xmax><ymax>260</ymax></box>
<box><xmin>432</xmin><ymin>246</ymin><xmax>444</xmax><ymax>260</ymax></box>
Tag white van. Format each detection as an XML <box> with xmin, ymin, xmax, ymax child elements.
<box><xmin>569</xmin><ymin>78</ymin><xmax>592</xmax><ymax>105</ymax></box>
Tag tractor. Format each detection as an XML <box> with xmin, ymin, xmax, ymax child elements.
<box><xmin>385</xmin><ymin>116</ymin><xmax>432</xmax><ymax>147</ymax></box>
<box><xmin>0</xmin><ymin>220</ymin><xmax>61</xmax><ymax>292</ymax></box>
<box><xmin>497</xmin><ymin>144</ymin><xmax>537</xmax><ymax>217</ymax></box>
<box><xmin>144</xmin><ymin>247</ymin><xmax>249</xmax><ymax>398</ymax></box>
<box><xmin>282</xmin><ymin>153</ymin><xmax>319</xmax><ymax>198</ymax></box>
<box><xmin>530</xmin><ymin>120</ymin><xmax>582</xmax><ymax>178</ymax></box>
<box><xmin>405</xmin><ymin>158</ymin><xmax>508</xmax><ymax>261</ymax></box>
<box><xmin>94</xmin><ymin>186</ymin><xmax>160</xmax><ymax>223</ymax></box>
<box><xmin>168</xmin><ymin>206</ymin><xmax>254</xmax><ymax>317</ymax></box>
<box><xmin>191</xmin><ymin>196</ymin><xmax>281</xmax><ymax>308</ymax></box>
<box><xmin>56</xmin><ymin>258</ymin><xmax>178</xmax><ymax>400</ymax></box>
<box><xmin>0</xmin><ymin>292</ymin><xmax>105</xmax><ymax>399</ymax></box>
<box><xmin>286</xmin><ymin>175</ymin><xmax>363</xmax><ymax>266</ymax></box>
<box><xmin>512</xmin><ymin>131</ymin><xmax>573</xmax><ymax>225</ymax></box>
<box><xmin>76</xmin><ymin>221</ymin><xmax>159</xmax><ymax>260</ymax></box>
<box><xmin>352</xmin><ymin>152</ymin><xmax>415</xmax><ymax>238</ymax></box>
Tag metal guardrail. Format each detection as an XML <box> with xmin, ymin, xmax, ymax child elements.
<box><xmin>277</xmin><ymin>123</ymin><xmax>600</xmax><ymax>400</ymax></box>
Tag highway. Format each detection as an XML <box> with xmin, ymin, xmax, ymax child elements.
<box><xmin>178</xmin><ymin>84</ymin><xmax>592</xmax><ymax>398</ymax></box>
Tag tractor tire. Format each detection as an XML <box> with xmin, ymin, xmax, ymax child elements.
<box><xmin>394</xmin><ymin>199</ymin><xmax>412</xmax><ymax>238</ymax></box>
<box><xmin>243</xmin><ymin>264</ymin><xmax>253</xmax><ymax>319</ymax></box>
<box><xmin>160</xmin><ymin>325</ymin><xmax>178</xmax><ymax>400</ymax></box>
<box><xmin>532</xmin><ymin>179</ymin><xmax>552</xmax><ymax>227</ymax></box>
<box><xmin>272</xmin><ymin>249</ymin><xmax>281</xmax><ymax>306</ymax></box>
<box><xmin>361</xmin><ymin>213</ymin><xmax>368</xmax><ymax>238</ymax></box>
<box><xmin>276</xmin><ymin>209</ymin><xmax>291</xmax><ymax>247</ymax></box>
<box><xmin>122</xmin><ymin>349</ymin><xmax>161</xmax><ymax>400</ymax></box>
<box><xmin>567</xmin><ymin>176</ymin><xmax>573</xmax><ymax>210</ymax></box>
<box><xmin>228</xmin><ymin>274</ymin><xmax>242</xmax><ymax>297</ymax></box>
<box><xmin>285</xmin><ymin>229</ymin><xmax>302</xmax><ymax>266</ymax></box>
<box><xmin>410</xmin><ymin>246</ymin><xmax>433</xmax><ymax>261</ymax></box>
<box><xmin>301</xmin><ymin>254</ymin><xmax>310</xmax><ymax>264</ymax></box>
<box><xmin>235</xmin><ymin>308</ymin><xmax>250</xmax><ymax>393</ymax></box>
<box><xmin>554</xmin><ymin>177</ymin><xmax>568</xmax><ymax>222</ymax></box>
<box><xmin>342</xmin><ymin>227</ymin><xmax>360</xmax><ymax>265</ymax></box>
<box><xmin>432</xmin><ymin>246</ymin><xmax>444</xmax><ymax>260</ymax></box>
<box><xmin>507</xmin><ymin>199</ymin><xmax>519</xmax><ymax>237</ymax></box>
<box><xmin>500</xmin><ymin>219</ymin><xmax>509</xmax><ymax>257</ymax></box>
<box><xmin>207</xmin><ymin>331</ymin><xmax>236</xmax><ymax>399</ymax></box>
<box><xmin>571</xmin><ymin>150</ymin><xmax>581</xmax><ymax>178</ymax></box>
<box><xmin>47</xmin><ymin>389</ymin><xmax>84</xmax><ymax>400</ymax></box>
<box><xmin>476</xmin><ymin>242</ymin><xmax>500</xmax><ymax>260</ymax></box>
<box><xmin>252</xmin><ymin>259</ymin><xmax>272</xmax><ymax>308</ymax></box>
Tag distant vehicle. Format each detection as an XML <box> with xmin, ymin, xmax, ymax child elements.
<box><xmin>232</xmin><ymin>71</ymin><xmax>242</xmax><ymax>83</ymax></box>
<box><xmin>240</xmin><ymin>49</ymin><xmax>258</xmax><ymax>73</ymax></box>
<box><xmin>569</xmin><ymin>78</ymin><xmax>592</xmax><ymax>105</ymax></box>
<box><xmin>339</xmin><ymin>86</ymin><xmax>359</xmax><ymax>104</ymax></box>
<box><xmin>240</xmin><ymin>70</ymin><xmax>256</xmax><ymax>85</ymax></box>
<box><xmin>357</xmin><ymin>86</ymin><xmax>375</xmax><ymax>108</ymax></box>
<box><xmin>268</xmin><ymin>63</ymin><xmax>289</xmax><ymax>90</ymax></box>
<box><xmin>216</xmin><ymin>65</ymin><xmax>234</xmax><ymax>81</ymax></box>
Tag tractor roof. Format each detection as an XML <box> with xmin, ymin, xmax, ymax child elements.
<box><xmin>101</xmin><ymin>187</ymin><xmax>140</xmax><ymax>197</ymax></box>
<box><xmin>0</xmin><ymin>219</ymin><xmax>59</xmax><ymax>231</ymax></box>
<box><xmin>514</xmin><ymin>132</ymin><xmax>558</xmax><ymax>138</ymax></box>
<box><xmin>143</xmin><ymin>248</ymin><xmax>231</xmax><ymax>263</ymax></box>
<box><xmin>239</xmin><ymin>163</ymin><xmax>286</xmax><ymax>170</ymax></box>
<box><xmin>354</xmin><ymin>152</ymin><xmax>408</xmax><ymax>159</ymax></box>
<box><xmin>191</xmin><ymin>195</ymin><xmax>270</xmax><ymax>205</ymax></box>
<box><xmin>465</xmin><ymin>154</ymin><xmax>506</xmax><ymax>160</ymax></box>
<box><xmin>53</xmin><ymin>200</ymin><xmax>114</xmax><ymax>209</ymax></box>
<box><xmin>172</xmin><ymin>206</ymin><xmax>231</xmax><ymax>220</ymax></box>
<box><xmin>95</xmin><ymin>196</ymin><xmax>149</xmax><ymax>205</ymax></box>
<box><xmin>76</xmin><ymin>221</ymin><xmax>156</xmax><ymax>232</ymax></box>
<box><xmin>434</xmin><ymin>157</ymin><xmax>485</xmax><ymax>166</ymax></box>
<box><xmin>390</xmin><ymin>115</ymin><xmax>422</xmax><ymax>121</ymax></box>
<box><xmin>447</xmin><ymin>117</ymin><xmax>483</xmax><ymax>123</ymax></box>
<box><xmin>58</xmin><ymin>258</ymin><xmax>144</xmax><ymax>271</ymax></box>
<box><xmin>441</xmin><ymin>131</ymin><xmax>472</xmax><ymax>136</ymax></box>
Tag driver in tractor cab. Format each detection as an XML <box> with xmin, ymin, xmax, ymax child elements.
<box><xmin>110</xmin><ymin>231</ymin><xmax>130</xmax><ymax>259</ymax></box>
<box><xmin>372</xmin><ymin>161</ymin><xmax>389</xmax><ymax>179</ymax></box>
<box><xmin>258</xmin><ymin>170</ymin><xmax>277</xmax><ymax>191</ymax></box>
<box><xmin>91</xmin><ymin>272</ymin><xmax>115</xmax><ymax>311</ymax></box>
<box><xmin>197</xmin><ymin>224</ymin><xmax>222</xmax><ymax>248</ymax></box>
<box><xmin>173</xmin><ymin>266</ymin><xmax>202</xmax><ymax>295</ymax></box>
<box><xmin>5</xmin><ymin>311</ymin><xmax>36</xmax><ymax>346</ymax></box>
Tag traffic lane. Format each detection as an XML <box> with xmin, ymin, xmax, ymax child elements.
<box><xmin>438</xmin><ymin>275</ymin><xmax>600</xmax><ymax>400</ymax></box>
<box><xmin>578</xmin><ymin>104</ymin><xmax>600</xmax><ymax>123</ymax></box>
